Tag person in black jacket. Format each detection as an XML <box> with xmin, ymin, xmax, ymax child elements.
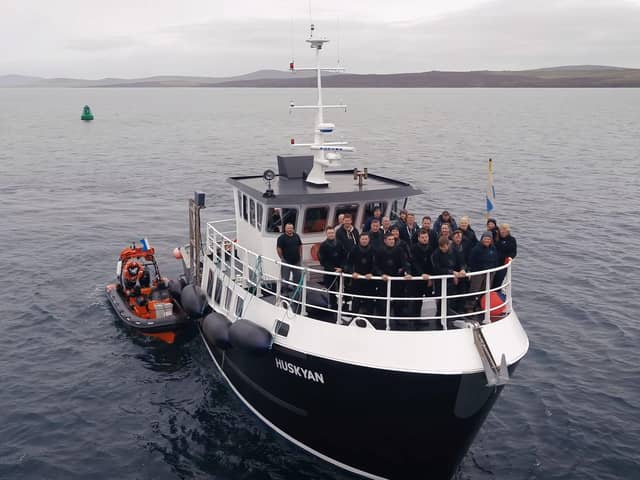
<box><xmin>450</xmin><ymin>229</ymin><xmax>470</xmax><ymax>308</ymax></box>
<box><xmin>367</xmin><ymin>219</ymin><xmax>384</xmax><ymax>252</ymax></box>
<box><xmin>415</xmin><ymin>216</ymin><xmax>439</xmax><ymax>249</ymax></box>
<box><xmin>335</xmin><ymin>213</ymin><xmax>360</xmax><ymax>256</ymax></box>
<box><xmin>317</xmin><ymin>226</ymin><xmax>347</xmax><ymax>309</ymax></box>
<box><xmin>409</xmin><ymin>229</ymin><xmax>434</xmax><ymax>319</ymax></box>
<box><xmin>345</xmin><ymin>233</ymin><xmax>376</xmax><ymax>315</ymax></box>
<box><xmin>431</xmin><ymin>236</ymin><xmax>466</xmax><ymax>321</ymax></box>
<box><xmin>458</xmin><ymin>216</ymin><xmax>478</xmax><ymax>256</ymax></box>
<box><xmin>276</xmin><ymin>223</ymin><xmax>303</xmax><ymax>293</ymax></box>
<box><xmin>400</xmin><ymin>213</ymin><xmax>419</xmax><ymax>243</ymax></box>
<box><xmin>363</xmin><ymin>206</ymin><xmax>383</xmax><ymax>232</ymax></box>
<box><xmin>390</xmin><ymin>226</ymin><xmax>412</xmax><ymax>263</ymax></box>
<box><xmin>467</xmin><ymin>231</ymin><xmax>499</xmax><ymax>312</ymax></box>
<box><xmin>486</xmin><ymin>218</ymin><xmax>499</xmax><ymax>243</ymax></box>
<box><xmin>433</xmin><ymin>210</ymin><xmax>458</xmax><ymax>236</ymax></box>
<box><xmin>374</xmin><ymin>233</ymin><xmax>412</xmax><ymax>322</ymax></box>
<box><xmin>493</xmin><ymin>223</ymin><xmax>517</xmax><ymax>289</ymax></box>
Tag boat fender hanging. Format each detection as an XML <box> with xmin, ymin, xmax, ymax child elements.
<box><xmin>168</xmin><ymin>278</ymin><xmax>185</xmax><ymax>300</ymax></box>
<box><xmin>479</xmin><ymin>291</ymin><xmax>507</xmax><ymax>320</ymax></box>
<box><xmin>202</xmin><ymin>313</ymin><xmax>232</xmax><ymax>349</ymax></box>
<box><xmin>228</xmin><ymin>318</ymin><xmax>273</xmax><ymax>354</ymax></box>
<box><xmin>181</xmin><ymin>284</ymin><xmax>207</xmax><ymax>319</ymax></box>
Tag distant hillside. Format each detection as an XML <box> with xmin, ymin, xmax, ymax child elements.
<box><xmin>0</xmin><ymin>70</ymin><xmax>320</xmax><ymax>88</ymax></box>
<box><xmin>2</xmin><ymin>66</ymin><xmax>640</xmax><ymax>88</ymax></box>
<box><xmin>212</xmin><ymin>66</ymin><xmax>640</xmax><ymax>88</ymax></box>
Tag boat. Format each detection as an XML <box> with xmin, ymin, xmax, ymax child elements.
<box><xmin>81</xmin><ymin>105</ymin><xmax>94</xmax><ymax>121</ymax></box>
<box><xmin>179</xmin><ymin>24</ymin><xmax>529</xmax><ymax>480</ymax></box>
<box><xmin>105</xmin><ymin>242</ymin><xmax>189</xmax><ymax>343</ymax></box>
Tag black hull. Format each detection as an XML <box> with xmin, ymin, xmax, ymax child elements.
<box><xmin>200</xmin><ymin>318</ymin><xmax>517</xmax><ymax>480</ymax></box>
<box><xmin>105</xmin><ymin>284</ymin><xmax>189</xmax><ymax>333</ymax></box>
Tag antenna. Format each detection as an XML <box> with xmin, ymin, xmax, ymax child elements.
<box><xmin>336</xmin><ymin>17</ymin><xmax>341</xmax><ymax>66</ymax></box>
<box><xmin>290</xmin><ymin>17</ymin><xmax>295</xmax><ymax>68</ymax></box>
<box><xmin>288</xmin><ymin>23</ymin><xmax>354</xmax><ymax>185</ymax></box>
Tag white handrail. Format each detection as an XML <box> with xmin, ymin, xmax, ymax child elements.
<box><xmin>206</xmin><ymin>219</ymin><xmax>514</xmax><ymax>329</ymax></box>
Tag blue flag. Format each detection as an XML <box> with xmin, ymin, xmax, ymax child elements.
<box><xmin>486</xmin><ymin>159</ymin><xmax>496</xmax><ymax>218</ymax></box>
<box><xmin>140</xmin><ymin>238</ymin><xmax>151</xmax><ymax>251</ymax></box>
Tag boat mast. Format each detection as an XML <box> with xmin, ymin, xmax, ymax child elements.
<box><xmin>289</xmin><ymin>24</ymin><xmax>354</xmax><ymax>185</ymax></box>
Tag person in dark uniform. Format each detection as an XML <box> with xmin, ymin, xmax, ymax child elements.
<box><xmin>317</xmin><ymin>226</ymin><xmax>347</xmax><ymax>310</ymax></box>
<box><xmin>335</xmin><ymin>213</ymin><xmax>360</xmax><ymax>256</ymax></box>
<box><xmin>450</xmin><ymin>229</ymin><xmax>469</xmax><ymax>311</ymax></box>
<box><xmin>394</xmin><ymin>208</ymin><xmax>408</xmax><ymax>231</ymax></box>
<box><xmin>438</xmin><ymin>223</ymin><xmax>453</xmax><ymax>244</ymax></box>
<box><xmin>486</xmin><ymin>218</ymin><xmax>499</xmax><ymax>243</ymax></box>
<box><xmin>493</xmin><ymin>223</ymin><xmax>517</xmax><ymax>289</ymax></box>
<box><xmin>458</xmin><ymin>216</ymin><xmax>478</xmax><ymax>254</ymax></box>
<box><xmin>400</xmin><ymin>213</ymin><xmax>419</xmax><ymax>244</ymax></box>
<box><xmin>363</xmin><ymin>207</ymin><xmax>383</xmax><ymax>232</ymax></box>
<box><xmin>409</xmin><ymin>229</ymin><xmax>434</xmax><ymax>320</ymax></box>
<box><xmin>367</xmin><ymin>219</ymin><xmax>384</xmax><ymax>252</ymax></box>
<box><xmin>374</xmin><ymin>233</ymin><xmax>412</xmax><ymax>325</ymax></box>
<box><xmin>381</xmin><ymin>216</ymin><xmax>392</xmax><ymax>236</ymax></box>
<box><xmin>467</xmin><ymin>231</ymin><xmax>499</xmax><ymax>312</ymax></box>
<box><xmin>450</xmin><ymin>230</ymin><xmax>468</xmax><ymax>270</ymax></box>
<box><xmin>276</xmin><ymin>223</ymin><xmax>303</xmax><ymax>294</ymax></box>
<box><xmin>433</xmin><ymin>210</ymin><xmax>458</xmax><ymax>235</ymax></box>
<box><xmin>416</xmin><ymin>215</ymin><xmax>439</xmax><ymax>249</ymax></box>
<box><xmin>390</xmin><ymin>225</ymin><xmax>412</xmax><ymax>262</ymax></box>
<box><xmin>431</xmin><ymin>236</ymin><xmax>466</xmax><ymax>324</ymax></box>
<box><xmin>345</xmin><ymin>232</ymin><xmax>376</xmax><ymax>315</ymax></box>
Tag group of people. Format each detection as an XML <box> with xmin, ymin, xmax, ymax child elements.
<box><xmin>276</xmin><ymin>208</ymin><xmax>517</xmax><ymax>327</ymax></box>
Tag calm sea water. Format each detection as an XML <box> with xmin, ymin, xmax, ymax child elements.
<box><xmin>1</xmin><ymin>87</ymin><xmax>639</xmax><ymax>480</ymax></box>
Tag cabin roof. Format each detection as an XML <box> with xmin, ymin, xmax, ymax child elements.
<box><xmin>228</xmin><ymin>169</ymin><xmax>422</xmax><ymax>205</ymax></box>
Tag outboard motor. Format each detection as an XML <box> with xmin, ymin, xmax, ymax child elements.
<box><xmin>181</xmin><ymin>284</ymin><xmax>208</xmax><ymax>319</ymax></box>
<box><xmin>202</xmin><ymin>313</ymin><xmax>232</xmax><ymax>349</ymax></box>
<box><xmin>228</xmin><ymin>319</ymin><xmax>273</xmax><ymax>354</ymax></box>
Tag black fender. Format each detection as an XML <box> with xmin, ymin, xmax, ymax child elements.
<box><xmin>181</xmin><ymin>284</ymin><xmax>207</xmax><ymax>319</ymax></box>
<box><xmin>228</xmin><ymin>318</ymin><xmax>273</xmax><ymax>354</ymax></box>
<box><xmin>202</xmin><ymin>313</ymin><xmax>232</xmax><ymax>349</ymax></box>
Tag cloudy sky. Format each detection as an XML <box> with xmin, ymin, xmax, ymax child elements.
<box><xmin>2</xmin><ymin>0</ymin><xmax>640</xmax><ymax>78</ymax></box>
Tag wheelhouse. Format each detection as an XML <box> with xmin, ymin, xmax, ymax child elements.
<box><xmin>229</xmin><ymin>154</ymin><xmax>421</xmax><ymax>274</ymax></box>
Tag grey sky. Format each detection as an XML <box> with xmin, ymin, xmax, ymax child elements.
<box><xmin>2</xmin><ymin>0</ymin><xmax>640</xmax><ymax>78</ymax></box>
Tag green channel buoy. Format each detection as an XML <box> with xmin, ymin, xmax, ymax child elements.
<box><xmin>81</xmin><ymin>105</ymin><xmax>94</xmax><ymax>121</ymax></box>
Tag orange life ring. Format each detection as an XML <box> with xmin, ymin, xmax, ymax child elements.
<box><xmin>123</xmin><ymin>260</ymin><xmax>144</xmax><ymax>282</ymax></box>
<box><xmin>310</xmin><ymin>243</ymin><xmax>321</xmax><ymax>261</ymax></box>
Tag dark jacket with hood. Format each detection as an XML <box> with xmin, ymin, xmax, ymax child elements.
<box><xmin>410</xmin><ymin>241</ymin><xmax>434</xmax><ymax>276</ymax></box>
<box><xmin>495</xmin><ymin>234</ymin><xmax>517</xmax><ymax>265</ymax></box>
<box><xmin>318</xmin><ymin>239</ymin><xmax>347</xmax><ymax>286</ymax></box>
<box><xmin>433</xmin><ymin>214</ymin><xmax>458</xmax><ymax>237</ymax></box>
<box><xmin>468</xmin><ymin>242</ymin><xmax>498</xmax><ymax>272</ymax></box>
<box><xmin>345</xmin><ymin>245</ymin><xmax>376</xmax><ymax>275</ymax></box>
<box><xmin>374</xmin><ymin>244</ymin><xmax>410</xmax><ymax>276</ymax></box>
<box><xmin>335</xmin><ymin>226</ymin><xmax>360</xmax><ymax>256</ymax></box>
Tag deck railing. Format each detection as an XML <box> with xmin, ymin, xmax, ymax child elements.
<box><xmin>205</xmin><ymin>219</ymin><xmax>513</xmax><ymax>331</ymax></box>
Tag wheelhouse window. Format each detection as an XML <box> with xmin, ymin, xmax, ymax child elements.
<box><xmin>214</xmin><ymin>276</ymin><xmax>223</xmax><ymax>304</ymax></box>
<box><xmin>256</xmin><ymin>203</ymin><xmax>263</xmax><ymax>231</ymax></box>
<box><xmin>249</xmin><ymin>198</ymin><xmax>256</xmax><ymax>227</ymax></box>
<box><xmin>363</xmin><ymin>201</ymin><xmax>388</xmax><ymax>225</ymax></box>
<box><xmin>235</xmin><ymin>296</ymin><xmax>244</xmax><ymax>319</ymax></box>
<box><xmin>334</xmin><ymin>204</ymin><xmax>359</xmax><ymax>226</ymax></box>
<box><xmin>266</xmin><ymin>207</ymin><xmax>298</xmax><ymax>233</ymax></box>
<box><xmin>303</xmin><ymin>206</ymin><xmax>329</xmax><ymax>233</ymax></box>
<box><xmin>206</xmin><ymin>270</ymin><xmax>214</xmax><ymax>298</ymax></box>
<box><xmin>242</xmin><ymin>195</ymin><xmax>249</xmax><ymax>222</ymax></box>
<box><xmin>390</xmin><ymin>198</ymin><xmax>407</xmax><ymax>221</ymax></box>
<box><xmin>224</xmin><ymin>287</ymin><xmax>233</xmax><ymax>311</ymax></box>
